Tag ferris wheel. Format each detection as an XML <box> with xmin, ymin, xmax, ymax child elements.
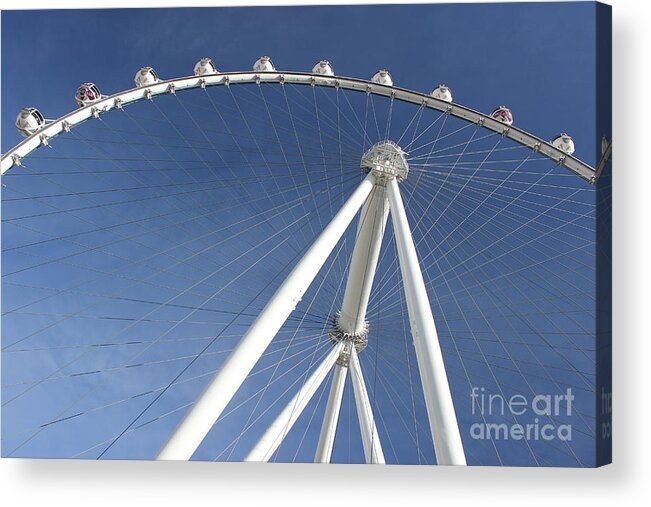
<box><xmin>1</xmin><ymin>56</ymin><xmax>608</xmax><ymax>466</ymax></box>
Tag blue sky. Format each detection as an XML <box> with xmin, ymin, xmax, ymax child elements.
<box><xmin>2</xmin><ymin>2</ymin><xmax>599</xmax><ymax>162</ymax></box>
<box><xmin>1</xmin><ymin>2</ymin><xmax>605</xmax><ymax>466</ymax></box>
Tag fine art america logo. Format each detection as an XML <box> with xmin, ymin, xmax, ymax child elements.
<box><xmin>470</xmin><ymin>387</ymin><xmax>574</xmax><ymax>442</ymax></box>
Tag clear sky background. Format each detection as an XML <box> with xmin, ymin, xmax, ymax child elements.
<box><xmin>1</xmin><ymin>2</ymin><xmax>604</xmax><ymax>466</ymax></box>
<box><xmin>2</xmin><ymin>2</ymin><xmax>598</xmax><ymax>163</ymax></box>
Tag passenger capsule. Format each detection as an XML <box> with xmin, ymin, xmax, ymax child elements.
<box><xmin>312</xmin><ymin>60</ymin><xmax>334</xmax><ymax>76</ymax></box>
<box><xmin>253</xmin><ymin>56</ymin><xmax>275</xmax><ymax>72</ymax></box>
<box><xmin>134</xmin><ymin>66</ymin><xmax>160</xmax><ymax>87</ymax></box>
<box><xmin>15</xmin><ymin>107</ymin><xmax>46</xmax><ymax>137</ymax></box>
<box><xmin>431</xmin><ymin>84</ymin><xmax>453</xmax><ymax>103</ymax></box>
<box><xmin>194</xmin><ymin>58</ymin><xmax>218</xmax><ymax>76</ymax></box>
<box><xmin>490</xmin><ymin>106</ymin><xmax>514</xmax><ymax>126</ymax></box>
<box><xmin>552</xmin><ymin>133</ymin><xmax>575</xmax><ymax>155</ymax></box>
<box><xmin>371</xmin><ymin>69</ymin><xmax>393</xmax><ymax>86</ymax></box>
<box><xmin>75</xmin><ymin>82</ymin><xmax>102</xmax><ymax>107</ymax></box>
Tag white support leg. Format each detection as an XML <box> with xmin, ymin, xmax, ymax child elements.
<box><xmin>157</xmin><ymin>174</ymin><xmax>376</xmax><ymax>461</ymax></box>
<box><xmin>245</xmin><ymin>342</ymin><xmax>344</xmax><ymax>462</ymax></box>
<box><xmin>387</xmin><ymin>178</ymin><xmax>466</xmax><ymax>466</ymax></box>
<box><xmin>349</xmin><ymin>347</ymin><xmax>385</xmax><ymax>464</ymax></box>
<box><xmin>314</xmin><ymin>362</ymin><xmax>347</xmax><ymax>463</ymax></box>
<box><xmin>337</xmin><ymin>185</ymin><xmax>389</xmax><ymax>335</ymax></box>
<box><xmin>321</xmin><ymin>181</ymin><xmax>388</xmax><ymax>463</ymax></box>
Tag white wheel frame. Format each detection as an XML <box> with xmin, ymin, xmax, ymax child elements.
<box><xmin>1</xmin><ymin>71</ymin><xmax>597</xmax><ymax>182</ymax></box>
<box><xmin>1</xmin><ymin>67</ymin><xmax>599</xmax><ymax>465</ymax></box>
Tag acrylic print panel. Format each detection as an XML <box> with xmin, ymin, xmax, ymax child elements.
<box><xmin>0</xmin><ymin>2</ymin><xmax>612</xmax><ymax>467</ymax></box>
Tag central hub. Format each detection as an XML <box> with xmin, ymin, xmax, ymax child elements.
<box><xmin>361</xmin><ymin>141</ymin><xmax>409</xmax><ymax>183</ymax></box>
<box><xmin>329</xmin><ymin>312</ymin><xmax>368</xmax><ymax>367</ymax></box>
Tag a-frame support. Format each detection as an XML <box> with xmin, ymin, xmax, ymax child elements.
<box><xmin>387</xmin><ymin>178</ymin><xmax>466</xmax><ymax>465</ymax></box>
<box><xmin>158</xmin><ymin>141</ymin><xmax>466</xmax><ymax>465</ymax></box>
<box><xmin>157</xmin><ymin>174</ymin><xmax>376</xmax><ymax>460</ymax></box>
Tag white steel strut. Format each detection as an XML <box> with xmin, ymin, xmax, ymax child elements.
<box><xmin>336</xmin><ymin>184</ymin><xmax>389</xmax><ymax>336</ymax></box>
<box><xmin>245</xmin><ymin>341</ymin><xmax>345</xmax><ymax>462</ymax></box>
<box><xmin>315</xmin><ymin>155</ymin><xmax>393</xmax><ymax>463</ymax></box>
<box><xmin>249</xmin><ymin>172</ymin><xmax>392</xmax><ymax>463</ymax></box>
<box><xmin>387</xmin><ymin>177</ymin><xmax>467</xmax><ymax>466</ymax></box>
<box><xmin>314</xmin><ymin>140</ymin><xmax>464</xmax><ymax>465</ymax></box>
<box><xmin>314</xmin><ymin>362</ymin><xmax>347</xmax><ymax>463</ymax></box>
<box><xmin>313</xmin><ymin>142</ymin><xmax>405</xmax><ymax>463</ymax></box>
<box><xmin>157</xmin><ymin>173</ymin><xmax>376</xmax><ymax>460</ymax></box>
<box><xmin>349</xmin><ymin>346</ymin><xmax>385</xmax><ymax>464</ymax></box>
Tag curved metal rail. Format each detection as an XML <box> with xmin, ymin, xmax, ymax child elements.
<box><xmin>0</xmin><ymin>71</ymin><xmax>598</xmax><ymax>182</ymax></box>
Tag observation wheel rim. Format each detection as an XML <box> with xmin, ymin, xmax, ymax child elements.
<box><xmin>1</xmin><ymin>70</ymin><xmax>597</xmax><ymax>182</ymax></box>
